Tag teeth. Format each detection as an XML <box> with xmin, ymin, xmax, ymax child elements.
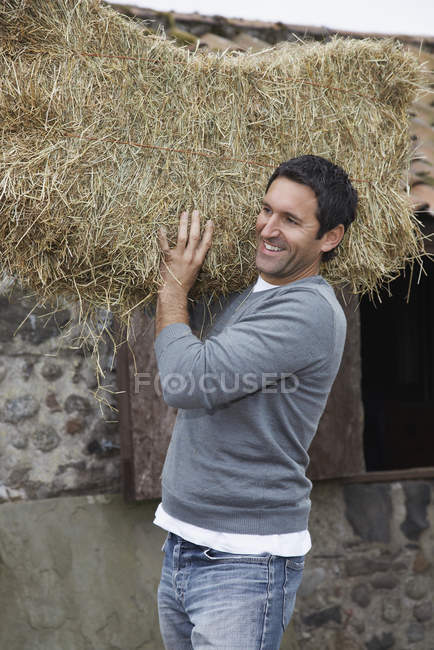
<box><xmin>264</xmin><ymin>241</ymin><xmax>283</xmax><ymax>252</ymax></box>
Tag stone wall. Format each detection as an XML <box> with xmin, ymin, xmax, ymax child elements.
<box><xmin>296</xmin><ymin>480</ymin><xmax>433</xmax><ymax>650</ymax></box>
<box><xmin>0</xmin><ymin>287</ymin><xmax>120</xmax><ymax>502</ymax></box>
<box><xmin>0</xmin><ymin>481</ymin><xmax>432</xmax><ymax>650</ymax></box>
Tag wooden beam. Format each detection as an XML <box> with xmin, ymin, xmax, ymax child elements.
<box><xmin>114</xmin><ymin>320</ymin><xmax>136</xmax><ymax>502</ymax></box>
<box><xmin>340</xmin><ymin>466</ymin><xmax>434</xmax><ymax>483</ymax></box>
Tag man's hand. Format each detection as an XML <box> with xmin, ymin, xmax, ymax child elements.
<box><xmin>155</xmin><ymin>210</ymin><xmax>213</xmax><ymax>338</ymax></box>
<box><xmin>158</xmin><ymin>209</ymin><xmax>213</xmax><ymax>297</ymax></box>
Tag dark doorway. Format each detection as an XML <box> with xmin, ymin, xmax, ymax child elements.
<box><xmin>360</xmin><ymin>260</ymin><xmax>434</xmax><ymax>471</ymax></box>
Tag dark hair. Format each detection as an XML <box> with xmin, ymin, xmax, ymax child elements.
<box><xmin>266</xmin><ymin>155</ymin><xmax>358</xmax><ymax>262</ymax></box>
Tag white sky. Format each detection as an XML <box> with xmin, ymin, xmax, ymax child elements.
<box><xmin>108</xmin><ymin>0</ymin><xmax>434</xmax><ymax>37</ymax></box>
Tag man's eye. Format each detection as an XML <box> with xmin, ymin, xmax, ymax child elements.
<box><xmin>262</xmin><ymin>207</ymin><xmax>271</xmax><ymax>214</ymax></box>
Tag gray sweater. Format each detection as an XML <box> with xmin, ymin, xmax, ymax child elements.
<box><xmin>154</xmin><ymin>275</ymin><xmax>346</xmax><ymax>535</ymax></box>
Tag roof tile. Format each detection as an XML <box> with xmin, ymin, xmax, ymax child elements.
<box><xmin>232</xmin><ymin>32</ymin><xmax>271</xmax><ymax>52</ymax></box>
<box><xmin>198</xmin><ymin>32</ymin><xmax>243</xmax><ymax>51</ymax></box>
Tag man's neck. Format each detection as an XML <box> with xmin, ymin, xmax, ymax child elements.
<box><xmin>259</xmin><ymin>265</ymin><xmax>320</xmax><ymax>286</ymax></box>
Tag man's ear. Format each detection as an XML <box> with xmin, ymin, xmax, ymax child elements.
<box><xmin>320</xmin><ymin>224</ymin><xmax>345</xmax><ymax>254</ymax></box>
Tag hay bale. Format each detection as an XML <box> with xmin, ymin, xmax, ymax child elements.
<box><xmin>0</xmin><ymin>0</ymin><xmax>427</xmax><ymax>336</ymax></box>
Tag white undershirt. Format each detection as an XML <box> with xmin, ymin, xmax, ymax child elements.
<box><xmin>153</xmin><ymin>275</ymin><xmax>312</xmax><ymax>556</ymax></box>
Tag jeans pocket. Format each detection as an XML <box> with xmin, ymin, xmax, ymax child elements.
<box><xmin>285</xmin><ymin>555</ymin><xmax>305</xmax><ymax>572</ymax></box>
<box><xmin>282</xmin><ymin>556</ymin><xmax>305</xmax><ymax>628</ymax></box>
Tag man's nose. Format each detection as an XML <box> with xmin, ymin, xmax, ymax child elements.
<box><xmin>260</xmin><ymin>213</ymin><xmax>281</xmax><ymax>238</ymax></box>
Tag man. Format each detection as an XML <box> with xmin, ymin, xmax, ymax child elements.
<box><xmin>153</xmin><ymin>155</ymin><xmax>357</xmax><ymax>649</ymax></box>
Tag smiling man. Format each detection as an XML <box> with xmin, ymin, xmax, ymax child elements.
<box><xmin>153</xmin><ymin>155</ymin><xmax>357</xmax><ymax>650</ymax></box>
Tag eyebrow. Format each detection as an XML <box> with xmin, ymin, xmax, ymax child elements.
<box><xmin>262</xmin><ymin>201</ymin><xmax>301</xmax><ymax>222</ymax></box>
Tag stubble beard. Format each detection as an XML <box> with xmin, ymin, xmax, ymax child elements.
<box><xmin>255</xmin><ymin>246</ymin><xmax>294</xmax><ymax>279</ymax></box>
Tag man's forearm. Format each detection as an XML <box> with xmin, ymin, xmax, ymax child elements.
<box><xmin>155</xmin><ymin>286</ymin><xmax>189</xmax><ymax>338</ymax></box>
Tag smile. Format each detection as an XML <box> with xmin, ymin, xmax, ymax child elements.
<box><xmin>263</xmin><ymin>240</ymin><xmax>285</xmax><ymax>252</ymax></box>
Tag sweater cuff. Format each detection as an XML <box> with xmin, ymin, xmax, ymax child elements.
<box><xmin>154</xmin><ymin>322</ymin><xmax>193</xmax><ymax>360</ymax></box>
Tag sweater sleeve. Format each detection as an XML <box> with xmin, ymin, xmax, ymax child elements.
<box><xmin>154</xmin><ymin>289</ymin><xmax>337</xmax><ymax>410</ymax></box>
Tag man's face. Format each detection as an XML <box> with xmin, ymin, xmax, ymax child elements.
<box><xmin>255</xmin><ymin>176</ymin><xmax>326</xmax><ymax>285</ymax></box>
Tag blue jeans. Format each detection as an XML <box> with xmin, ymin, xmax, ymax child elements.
<box><xmin>157</xmin><ymin>532</ymin><xmax>305</xmax><ymax>650</ymax></box>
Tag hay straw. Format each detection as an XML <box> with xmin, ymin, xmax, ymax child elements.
<box><xmin>0</xmin><ymin>0</ymin><xmax>429</xmax><ymax>357</ymax></box>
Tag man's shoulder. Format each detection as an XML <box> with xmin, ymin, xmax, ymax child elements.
<box><xmin>252</xmin><ymin>276</ymin><xmax>346</xmax><ymax>332</ymax></box>
<box><xmin>189</xmin><ymin>287</ymin><xmax>252</xmax><ymax>334</ymax></box>
<box><xmin>258</xmin><ymin>276</ymin><xmax>340</xmax><ymax>309</ymax></box>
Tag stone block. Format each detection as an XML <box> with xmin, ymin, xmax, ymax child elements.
<box><xmin>92</xmin><ymin>418</ymin><xmax>119</xmax><ymax>438</ymax></box>
<box><xmin>32</xmin><ymin>427</ymin><xmax>60</xmax><ymax>452</ymax></box>
<box><xmin>400</xmin><ymin>481</ymin><xmax>431</xmax><ymax>540</ymax></box>
<box><xmin>406</xmin><ymin>622</ymin><xmax>425</xmax><ymax>643</ymax></box>
<box><xmin>21</xmin><ymin>358</ymin><xmax>35</xmax><ymax>380</ymax></box>
<box><xmin>405</xmin><ymin>576</ymin><xmax>430</xmax><ymax>600</ymax></box>
<box><xmin>41</xmin><ymin>361</ymin><xmax>64</xmax><ymax>381</ymax></box>
<box><xmin>64</xmin><ymin>394</ymin><xmax>91</xmax><ymax>414</ymax></box>
<box><xmin>343</xmin><ymin>483</ymin><xmax>391</xmax><ymax>542</ymax></box>
<box><xmin>0</xmin><ymin>484</ymin><xmax>26</xmax><ymax>503</ymax></box>
<box><xmin>7</xmin><ymin>465</ymin><xmax>31</xmax><ymax>487</ymax></box>
<box><xmin>346</xmin><ymin>557</ymin><xmax>391</xmax><ymax>577</ymax></box>
<box><xmin>56</xmin><ymin>461</ymin><xmax>86</xmax><ymax>475</ymax></box>
<box><xmin>302</xmin><ymin>605</ymin><xmax>342</xmax><ymax>627</ymax></box>
<box><xmin>413</xmin><ymin>600</ymin><xmax>432</xmax><ymax>622</ymax></box>
<box><xmin>10</xmin><ymin>431</ymin><xmax>29</xmax><ymax>450</ymax></box>
<box><xmin>382</xmin><ymin>598</ymin><xmax>401</xmax><ymax>623</ymax></box>
<box><xmin>0</xmin><ymin>359</ymin><xmax>7</xmax><ymax>383</ymax></box>
<box><xmin>412</xmin><ymin>549</ymin><xmax>431</xmax><ymax>573</ymax></box>
<box><xmin>297</xmin><ymin>567</ymin><xmax>327</xmax><ymax>599</ymax></box>
<box><xmin>65</xmin><ymin>417</ymin><xmax>85</xmax><ymax>435</ymax></box>
<box><xmin>365</xmin><ymin>632</ymin><xmax>395</xmax><ymax>649</ymax></box>
<box><xmin>45</xmin><ymin>392</ymin><xmax>62</xmax><ymax>412</ymax></box>
<box><xmin>2</xmin><ymin>394</ymin><xmax>40</xmax><ymax>423</ymax></box>
<box><xmin>366</xmin><ymin>632</ymin><xmax>395</xmax><ymax>650</ymax></box>
<box><xmin>351</xmin><ymin>583</ymin><xmax>371</xmax><ymax>607</ymax></box>
<box><xmin>370</xmin><ymin>573</ymin><xmax>399</xmax><ymax>590</ymax></box>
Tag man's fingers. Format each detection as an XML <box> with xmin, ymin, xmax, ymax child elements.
<box><xmin>160</xmin><ymin>212</ymin><xmax>212</xmax><ymax>272</ymax></box>
<box><xmin>158</xmin><ymin>227</ymin><xmax>170</xmax><ymax>253</ymax></box>
<box><xmin>187</xmin><ymin>209</ymin><xmax>201</xmax><ymax>249</ymax></box>
<box><xmin>196</xmin><ymin>220</ymin><xmax>214</xmax><ymax>259</ymax></box>
<box><xmin>177</xmin><ymin>211</ymin><xmax>189</xmax><ymax>248</ymax></box>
